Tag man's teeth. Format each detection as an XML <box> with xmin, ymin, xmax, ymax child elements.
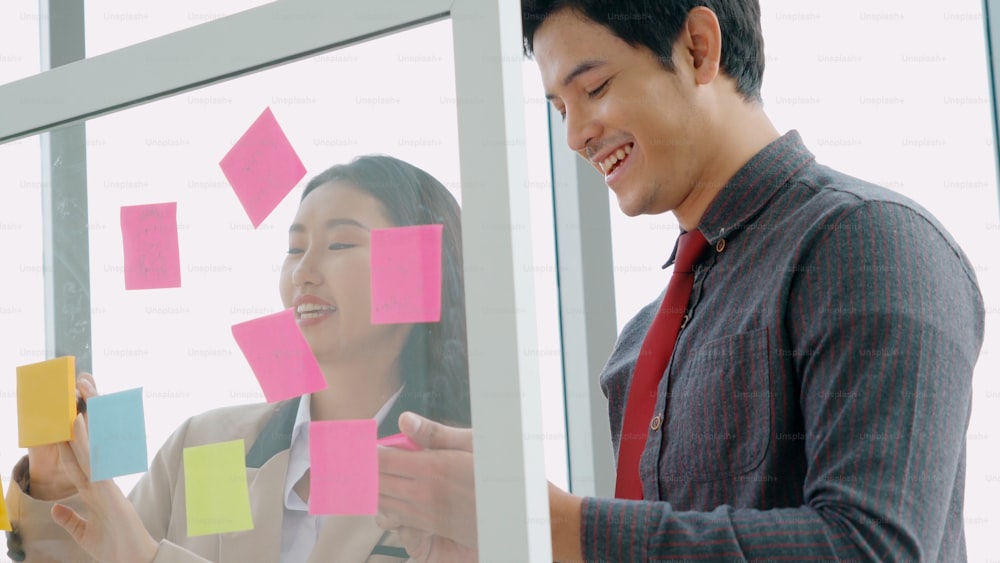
<box><xmin>296</xmin><ymin>303</ymin><xmax>336</xmax><ymax>317</ymax></box>
<box><xmin>601</xmin><ymin>144</ymin><xmax>633</xmax><ymax>174</ymax></box>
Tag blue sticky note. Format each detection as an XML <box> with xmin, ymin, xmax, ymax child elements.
<box><xmin>87</xmin><ymin>388</ymin><xmax>149</xmax><ymax>481</ymax></box>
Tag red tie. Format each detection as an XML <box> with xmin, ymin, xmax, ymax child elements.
<box><xmin>615</xmin><ymin>229</ymin><xmax>709</xmax><ymax>499</ymax></box>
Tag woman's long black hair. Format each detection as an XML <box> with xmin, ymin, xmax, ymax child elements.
<box><xmin>301</xmin><ymin>155</ymin><xmax>471</xmax><ymax>426</ymax></box>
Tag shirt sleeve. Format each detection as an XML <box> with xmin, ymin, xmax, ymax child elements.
<box><xmin>581</xmin><ymin>201</ymin><xmax>985</xmax><ymax>561</ymax></box>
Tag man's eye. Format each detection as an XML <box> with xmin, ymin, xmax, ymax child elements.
<box><xmin>287</xmin><ymin>248</ymin><xmax>303</xmax><ymax>255</ymax></box>
<box><xmin>587</xmin><ymin>79</ymin><xmax>611</xmax><ymax>99</ymax></box>
<box><xmin>329</xmin><ymin>243</ymin><xmax>356</xmax><ymax>251</ymax></box>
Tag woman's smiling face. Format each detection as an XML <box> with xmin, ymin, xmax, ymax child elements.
<box><xmin>279</xmin><ymin>180</ymin><xmax>412</xmax><ymax>365</ymax></box>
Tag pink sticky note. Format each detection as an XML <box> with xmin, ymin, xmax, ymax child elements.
<box><xmin>219</xmin><ymin>107</ymin><xmax>307</xmax><ymax>228</ymax></box>
<box><xmin>231</xmin><ymin>309</ymin><xmax>327</xmax><ymax>403</ymax></box>
<box><xmin>376</xmin><ymin>433</ymin><xmax>422</xmax><ymax>451</ymax></box>
<box><xmin>309</xmin><ymin>419</ymin><xmax>378</xmax><ymax>515</ymax></box>
<box><xmin>120</xmin><ymin>203</ymin><xmax>181</xmax><ymax>290</ymax></box>
<box><xmin>370</xmin><ymin>225</ymin><xmax>443</xmax><ymax>325</ymax></box>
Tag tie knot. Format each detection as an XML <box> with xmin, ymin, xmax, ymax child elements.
<box><xmin>674</xmin><ymin>230</ymin><xmax>709</xmax><ymax>273</ymax></box>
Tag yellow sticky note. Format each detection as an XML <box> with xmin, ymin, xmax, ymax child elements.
<box><xmin>183</xmin><ymin>440</ymin><xmax>254</xmax><ymax>537</ymax></box>
<box><xmin>17</xmin><ymin>356</ymin><xmax>76</xmax><ymax>448</ymax></box>
<box><xmin>1</xmin><ymin>480</ymin><xmax>12</xmax><ymax>532</ymax></box>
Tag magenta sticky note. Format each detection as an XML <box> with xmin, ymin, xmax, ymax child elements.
<box><xmin>370</xmin><ymin>225</ymin><xmax>443</xmax><ymax>325</ymax></box>
<box><xmin>219</xmin><ymin>107</ymin><xmax>306</xmax><ymax>228</ymax></box>
<box><xmin>120</xmin><ymin>202</ymin><xmax>182</xmax><ymax>290</ymax></box>
<box><xmin>231</xmin><ymin>309</ymin><xmax>327</xmax><ymax>403</ymax></box>
<box><xmin>376</xmin><ymin>433</ymin><xmax>422</xmax><ymax>451</ymax></box>
<box><xmin>309</xmin><ymin>419</ymin><xmax>378</xmax><ymax>515</ymax></box>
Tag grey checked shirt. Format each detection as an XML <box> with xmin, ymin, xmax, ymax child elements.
<box><xmin>585</xmin><ymin>131</ymin><xmax>985</xmax><ymax>562</ymax></box>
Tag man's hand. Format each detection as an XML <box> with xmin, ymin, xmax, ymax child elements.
<box><xmin>377</xmin><ymin>412</ymin><xmax>478</xmax><ymax>555</ymax></box>
<box><xmin>387</xmin><ymin>526</ymin><xmax>479</xmax><ymax>563</ymax></box>
<box><xmin>548</xmin><ymin>483</ymin><xmax>583</xmax><ymax>562</ymax></box>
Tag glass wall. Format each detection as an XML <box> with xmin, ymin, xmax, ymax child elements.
<box><xmin>0</xmin><ymin>2</ymin><xmax>41</xmax><ymax>85</ymax></box>
<box><xmin>0</xmin><ymin>137</ymin><xmax>45</xmax><ymax>507</ymax></box>
<box><xmin>1</xmin><ymin>8</ymin><xmax>564</xmax><ymax>559</ymax></box>
<box><xmin>85</xmin><ymin>0</ymin><xmax>274</xmax><ymax>57</ymax></box>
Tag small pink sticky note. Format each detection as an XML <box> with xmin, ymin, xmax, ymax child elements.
<box><xmin>231</xmin><ymin>309</ymin><xmax>327</xmax><ymax>403</ymax></box>
<box><xmin>376</xmin><ymin>433</ymin><xmax>422</xmax><ymax>451</ymax></box>
<box><xmin>120</xmin><ymin>203</ymin><xmax>181</xmax><ymax>290</ymax></box>
<box><xmin>219</xmin><ymin>107</ymin><xmax>307</xmax><ymax>228</ymax></box>
<box><xmin>370</xmin><ymin>225</ymin><xmax>443</xmax><ymax>325</ymax></box>
<box><xmin>309</xmin><ymin>419</ymin><xmax>378</xmax><ymax>515</ymax></box>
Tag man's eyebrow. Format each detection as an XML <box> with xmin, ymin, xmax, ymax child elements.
<box><xmin>545</xmin><ymin>59</ymin><xmax>606</xmax><ymax>101</ymax></box>
<box><xmin>288</xmin><ymin>218</ymin><xmax>369</xmax><ymax>233</ymax></box>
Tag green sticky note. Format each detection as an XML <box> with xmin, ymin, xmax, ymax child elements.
<box><xmin>16</xmin><ymin>356</ymin><xmax>76</xmax><ymax>448</ymax></box>
<box><xmin>183</xmin><ymin>440</ymin><xmax>254</xmax><ymax>536</ymax></box>
<box><xmin>0</xmin><ymin>480</ymin><xmax>12</xmax><ymax>531</ymax></box>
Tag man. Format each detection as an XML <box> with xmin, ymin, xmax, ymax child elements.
<box><xmin>378</xmin><ymin>1</ymin><xmax>985</xmax><ymax>560</ymax></box>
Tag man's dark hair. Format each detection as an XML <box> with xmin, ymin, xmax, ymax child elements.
<box><xmin>522</xmin><ymin>0</ymin><xmax>765</xmax><ymax>102</ymax></box>
<box><xmin>302</xmin><ymin>155</ymin><xmax>471</xmax><ymax>427</ymax></box>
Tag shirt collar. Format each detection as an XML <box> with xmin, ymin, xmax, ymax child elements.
<box><xmin>662</xmin><ymin>130</ymin><xmax>815</xmax><ymax>268</ymax></box>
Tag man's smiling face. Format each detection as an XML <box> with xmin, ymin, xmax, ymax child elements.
<box><xmin>534</xmin><ymin>8</ymin><xmax>711</xmax><ymax>218</ymax></box>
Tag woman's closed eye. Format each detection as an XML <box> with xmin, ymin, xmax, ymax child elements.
<box><xmin>287</xmin><ymin>242</ymin><xmax>357</xmax><ymax>254</ymax></box>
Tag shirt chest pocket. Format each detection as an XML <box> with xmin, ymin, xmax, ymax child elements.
<box><xmin>660</xmin><ymin>327</ymin><xmax>771</xmax><ymax>481</ymax></box>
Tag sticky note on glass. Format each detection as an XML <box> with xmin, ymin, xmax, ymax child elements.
<box><xmin>309</xmin><ymin>419</ymin><xmax>377</xmax><ymax>515</ymax></box>
<box><xmin>183</xmin><ymin>439</ymin><xmax>254</xmax><ymax>537</ymax></box>
<box><xmin>370</xmin><ymin>224</ymin><xmax>443</xmax><ymax>325</ymax></box>
<box><xmin>219</xmin><ymin>107</ymin><xmax>306</xmax><ymax>228</ymax></box>
<box><xmin>376</xmin><ymin>433</ymin><xmax>422</xmax><ymax>451</ymax></box>
<box><xmin>120</xmin><ymin>202</ymin><xmax>182</xmax><ymax>290</ymax></box>
<box><xmin>231</xmin><ymin>309</ymin><xmax>327</xmax><ymax>403</ymax></box>
<box><xmin>17</xmin><ymin>356</ymin><xmax>76</xmax><ymax>448</ymax></box>
<box><xmin>0</xmin><ymin>481</ymin><xmax>12</xmax><ymax>532</ymax></box>
<box><xmin>88</xmin><ymin>388</ymin><xmax>148</xmax><ymax>481</ymax></box>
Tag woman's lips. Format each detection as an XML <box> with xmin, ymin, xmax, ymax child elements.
<box><xmin>293</xmin><ymin>299</ymin><xmax>337</xmax><ymax>327</ymax></box>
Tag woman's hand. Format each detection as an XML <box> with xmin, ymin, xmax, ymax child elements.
<box><xmin>377</xmin><ymin>412</ymin><xmax>478</xmax><ymax>560</ymax></box>
<box><xmin>50</xmin><ymin>399</ymin><xmax>159</xmax><ymax>563</ymax></box>
<box><xmin>25</xmin><ymin>372</ymin><xmax>98</xmax><ymax>500</ymax></box>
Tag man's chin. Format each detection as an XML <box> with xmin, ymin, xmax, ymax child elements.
<box><xmin>614</xmin><ymin>194</ymin><xmax>646</xmax><ymax>218</ymax></box>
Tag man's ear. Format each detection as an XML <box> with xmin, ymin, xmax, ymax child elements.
<box><xmin>680</xmin><ymin>6</ymin><xmax>723</xmax><ymax>86</ymax></box>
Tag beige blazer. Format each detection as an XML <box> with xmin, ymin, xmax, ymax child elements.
<box><xmin>6</xmin><ymin>398</ymin><xmax>413</xmax><ymax>563</ymax></box>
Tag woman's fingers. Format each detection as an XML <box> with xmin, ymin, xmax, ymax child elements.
<box><xmin>55</xmin><ymin>441</ymin><xmax>87</xmax><ymax>492</ymax></box>
<box><xmin>68</xmin><ymin>414</ymin><xmax>92</xmax><ymax>480</ymax></box>
<box><xmin>76</xmin><ymin>372</ymin><xmax>98</xmax><ymax>424</ymax></box>
<box><xmin>76</xmin><ymin>372</ymin><xmax>97</xmax><ymax>399</ymax></box>
<box><xmin>51</xmin><ymin>503</ymin><xmax>88</xmax><ymax>543</ymax></box>
<box><xmin>56</xmin><ymin>415</ymin><xmax>92</xmax><ymax>491</ymax></box>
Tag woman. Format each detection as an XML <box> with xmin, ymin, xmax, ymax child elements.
<box><xmin>5</xmin><ymin>155</ymin><xmax>471</xmax><ymax>562</ymax></box>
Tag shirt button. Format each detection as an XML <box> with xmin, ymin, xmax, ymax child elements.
<box><xmin>650</xmin><ymin>415</ymin><xmax>662</xmax><ymax>430</ymax></box>
<box><xmin>716</xmin><ymin>238</ymin><xmax>726</xmax><ymax>253</ymax></box>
